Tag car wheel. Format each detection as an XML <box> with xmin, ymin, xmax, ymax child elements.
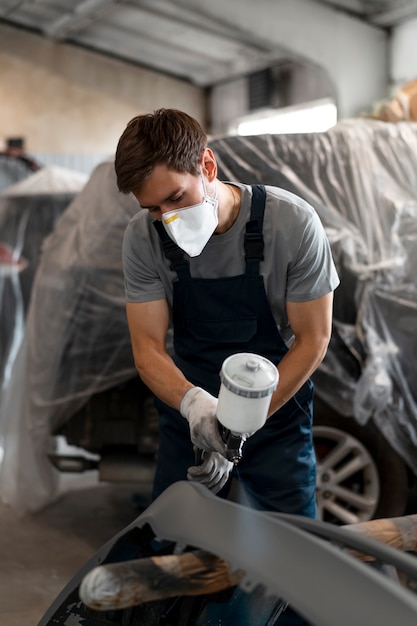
<box><xmin>313</xmin><ymin>398</ymin><xmax>409</xmax><ymax>524</ymax></box>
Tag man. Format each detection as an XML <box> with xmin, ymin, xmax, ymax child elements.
<box><xmin>115</xmin><ymin>108</ymin><xmax>339</xmax><ymax>624</ymax></box>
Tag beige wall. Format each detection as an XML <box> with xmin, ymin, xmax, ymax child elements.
<box><xmin>0</xmin><ymin>23</ymin><xmax>205</xmax><ymax>156</ymax></box>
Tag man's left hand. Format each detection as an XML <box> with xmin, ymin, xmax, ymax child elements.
<box><xmin>187</xmin><ymin>451</ymin><xmax>234</xmax><ymax>494</ymax></box>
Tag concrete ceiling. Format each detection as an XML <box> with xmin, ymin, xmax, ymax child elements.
<box><xmin>1</xmin><ymin>0</ymin><xmax>417</xmax><ymax>87</ymax></box>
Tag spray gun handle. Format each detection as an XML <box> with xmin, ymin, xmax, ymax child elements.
<box><xmin>193</xmin><ymin>422</ymin><xmax>246</xmax><ymax>467</ymax></box>
<box><xmin>218</xmin><ymin>423</ymin><xmax>246</xmax><ymax>465</ymax></box>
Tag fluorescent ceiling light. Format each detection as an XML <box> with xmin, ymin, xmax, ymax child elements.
<box><xmin>234</xmin><ymin>98</ymin><xmax>337</xmax><ymax>136</ymax></box>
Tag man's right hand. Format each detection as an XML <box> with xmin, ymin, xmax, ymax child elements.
<box><xmin>180</xmin><ymin>387</ymin><xmax>226</xmax><ymax>455</ymax></box>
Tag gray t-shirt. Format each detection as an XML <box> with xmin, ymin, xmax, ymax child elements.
<box><xmin>122</xmin><ymin>183</ymin><xmax>339</xmax><ymax>343</ymax></box>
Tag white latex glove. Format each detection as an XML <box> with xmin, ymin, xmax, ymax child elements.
<box><xmin>187</xmin><ymin>451</ymin><xmax>234</xmax><ymax>494</ymax></box>
<box><xmin>180</xmin><ymin>387</ymin><xmax>226</xmax><ymax>454</ymax></box>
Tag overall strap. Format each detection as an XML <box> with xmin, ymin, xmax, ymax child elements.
<box><xmin>245</xmin><ymin>184</ymin><xmax>266</xmax><ymax>275</ymax></box>
<box><xmin>153</xmin><ymin>220</ymin><xmax>191</xmax><ymax>279</ymax></box>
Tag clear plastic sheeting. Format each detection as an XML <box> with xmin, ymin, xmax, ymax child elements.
<box><xmin>0</xmin><ymin>150</ymin><xmax>41</xmax><ymax>193</ymax></box>
<box><xmin>2</xmin><ymin>164</ymin><xmax>87</xmax><ymax>196</ymax></box>
<box><xmin>0</xmin><ymin>161</ymin><xmax>140</xmax><ymax>512</ymax></box>
<box><xmin>0</xmin><ymin>166</ymin><xmax>88</xmax><ymax>511</ymax></box>
<box><xmin>212</xmin><ymin>119</ymin><xmax>417</xmax><ymax>474</ymax></box>
<box><xmin>2</xmin><ymin>120</ymin><xmax>417</xmax><ymax>512</ymax></box>
<box><xmin>0</xmin><ymin>166</ymin><xmax>88</xmax><ymax>407</ymax></box>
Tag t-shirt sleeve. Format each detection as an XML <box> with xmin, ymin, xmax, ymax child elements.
<box><xmin>286</xmin><ymin>204</ymin><xmax>340</xmax><ymax>302</ymax></box>
<box><xmin>122</xmin><ymin>217</ymin><xmax>167</xmax><ymax>303</ymax></box>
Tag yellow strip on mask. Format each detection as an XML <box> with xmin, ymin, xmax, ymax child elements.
<box><xmin>164</xmin><ymin>214</ymin><xmax>179</xmax><ymax>224</ymax></box>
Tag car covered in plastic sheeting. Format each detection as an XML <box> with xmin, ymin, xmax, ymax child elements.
<box><xmin>1</xmin><ymin>120</ymin><xmax>417</xmax><ymax>522</ymax></box>
<box><xmin>0</xmin><ymin>161</ymin><xmax>144</xmax><ymax>514</ymax></box>
<box><xmin>213</xmin><ymin>120</ymin><xmax>417</xmax><ymax>523</ymax></box>
<box><xmin>0</xmin><ymin>166</ymin><xmax>88</xmax><ymax>402</ymax></box>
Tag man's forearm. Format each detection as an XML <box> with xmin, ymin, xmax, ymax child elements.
<box><xmin>268</xmin><ymin>338</ymin><xmax>328</xmax><ymax>416</ymax></box>
<box><xmin>134</xmin><ymin>349</ymin><xmax>193</xmax><ymax>411</ymax></box>
<box><xmin>135</xmin><ymin>348</ymin><xmax>227</xmax><ymax>455</ymax></box>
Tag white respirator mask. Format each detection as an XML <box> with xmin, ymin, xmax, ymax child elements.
<box><xmin>161</xmin><ymin>173</ymin><xmax>218</xmax><ymax>257</ymax></box>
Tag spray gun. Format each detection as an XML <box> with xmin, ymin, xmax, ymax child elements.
<box><xmin>216</xmin><ymin>353</ymin><xmax>279</xmax><ymax>465</ymax></box>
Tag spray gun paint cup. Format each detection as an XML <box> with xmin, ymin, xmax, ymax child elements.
<box><xmin>217</xmin><ymin>353</ymin><xmax>279</xmax><ymax>463</ymax></box>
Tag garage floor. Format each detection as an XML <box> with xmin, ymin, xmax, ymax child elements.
<box><xmin>0</xmin><ymin>472</ymin><xmax>151</xmax><ymax>626</ymax></box>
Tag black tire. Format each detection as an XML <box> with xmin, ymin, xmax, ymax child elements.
<box><xmin>313</xmin><ymin>396</ymin><xmax>409</xmax><ymax>524</ymax></box>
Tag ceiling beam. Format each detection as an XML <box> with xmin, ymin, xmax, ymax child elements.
<box><xmin>43</xmin><ymin>0</ymin><xmax>119</xmax><ymax>39</ymax></box>
<box><xmin>369</xmin><ymin>1</ymin><xmax>417</xmax><ymax>25</ymax></box>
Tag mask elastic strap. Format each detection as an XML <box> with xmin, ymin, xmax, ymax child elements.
<box><xmin>200</xmin><ymin>166</ymin><xmax>217</xmax><ymax>201</ymax></box>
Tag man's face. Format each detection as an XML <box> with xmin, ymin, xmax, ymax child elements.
<box><xmin>134</xmin><ymin>163</ymin><xmax>204</xmax><ymax>221</ymax></box>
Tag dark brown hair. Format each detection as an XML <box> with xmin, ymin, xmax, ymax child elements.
<box><xmin>115</xmin><ymin>108</ymin><xmax>208</xmax><ymax>193</ymax></box>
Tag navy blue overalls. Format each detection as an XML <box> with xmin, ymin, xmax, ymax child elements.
<box><xmin>152</xmin><ymin>184</ymin><xmax>316</xmax><ymax>516</ymax></box>
<box><xmin>153</xmin><ymin>185</ymin><xmax>316</xmax><ymax>625</ymax></box>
